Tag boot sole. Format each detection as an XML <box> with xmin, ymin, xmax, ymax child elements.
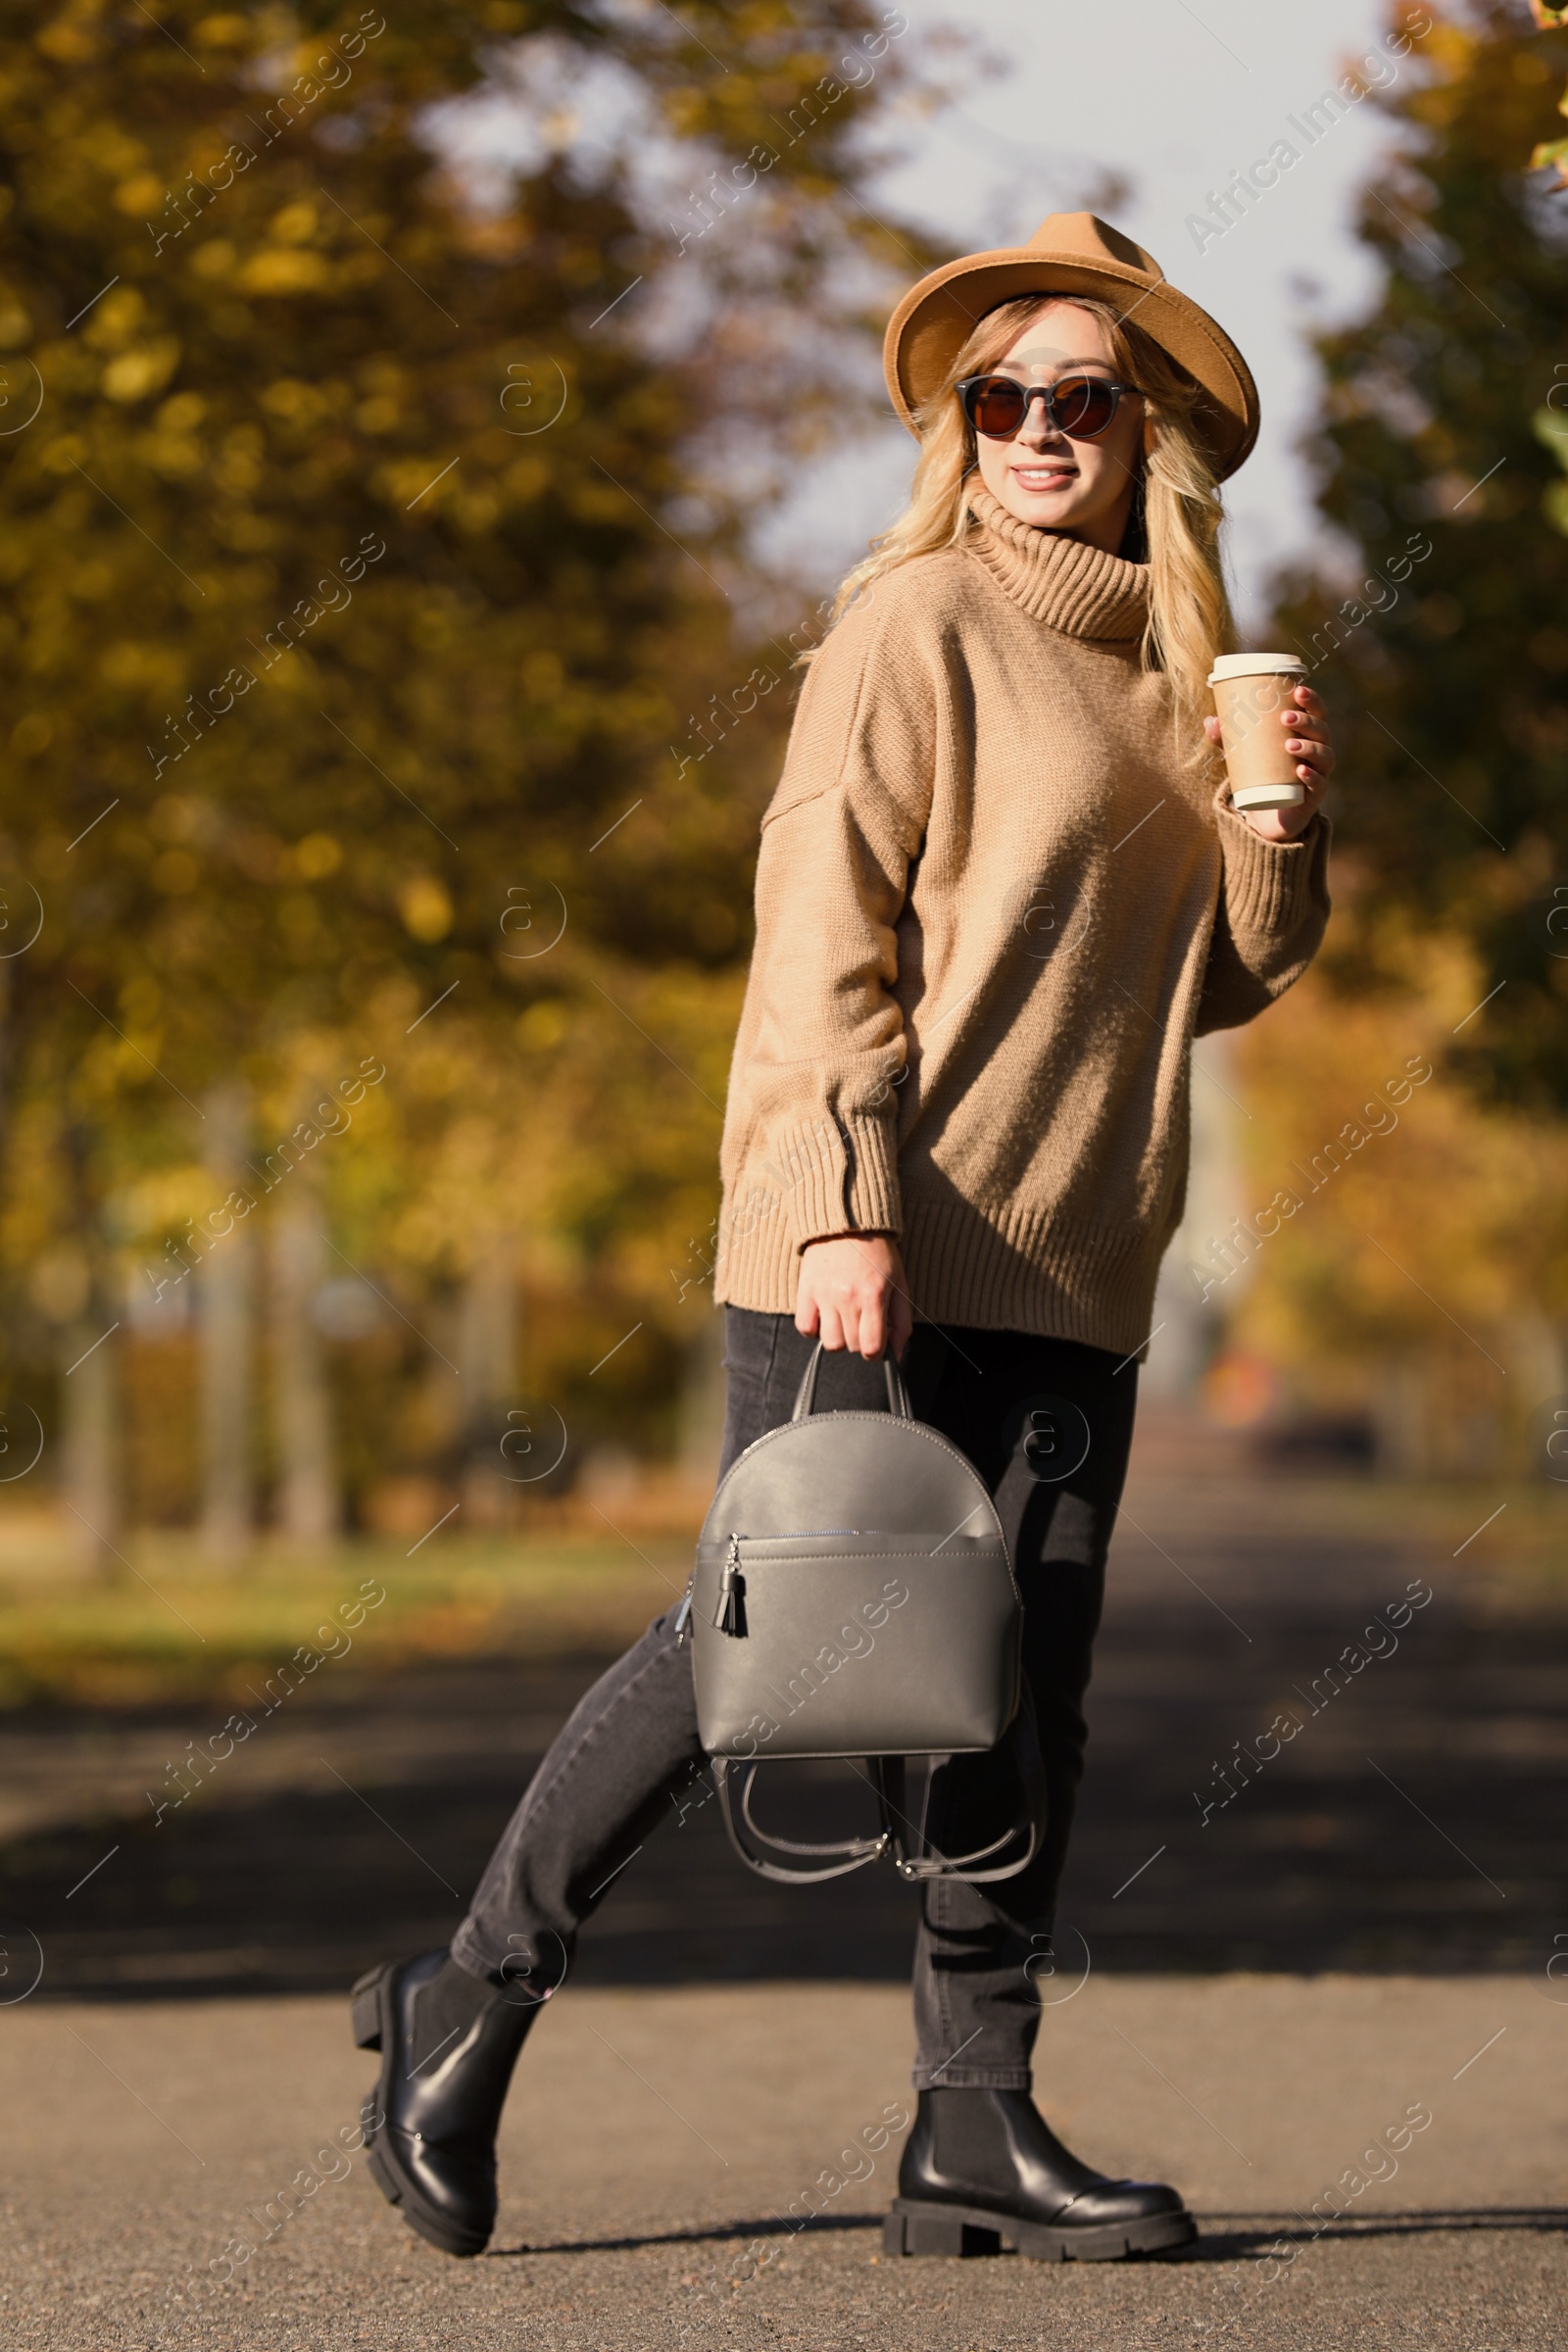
<box><xmin>884</xmin><ymin>2195</ymin><xmax>1197</xmax><ymax>2263</ymax></box>
<box><xmin>351</xmin><ymin>1961</ymin><xmax>489</xmax><ymax>2260</ymax></box>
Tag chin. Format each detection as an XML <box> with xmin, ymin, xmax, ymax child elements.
<box><xmin>1004</xmin><ymin>488</ymin><xmax>1079</xmax><ymax>524</ymax></box>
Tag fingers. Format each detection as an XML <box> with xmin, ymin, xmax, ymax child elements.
<box><xmin>1288</xmin><ymin>738</ymin><xmax>1334</xmax><ymax>782</ymax></box>
<box><xmin>1210</xmin><ymin>685</ymin><xmax>1335</xmax><ymax>786</ymax></box>
<box><xmin>1283</xmin><ymin>687</ymin><xmax>1328</xmax><ymax>736</ymax></box>
<box><xmin>799</xmin><ymin>1278</ymin><xmax>862</xmax><ymax>1355</ymax></box>
<box><xmin>1281</xmin><ymin>685</ymin><xmax>1334</xmax><ymax>782</ymax></box>
<box><xmin>816</xmin><ymin>1299</ymin><xmax>849</xmax><ymax>1352</ymax></box>
<box><xmin>795</xmin><ymin>1237</ymin><xmax>910</xmax><ymax>1362</ymax></box>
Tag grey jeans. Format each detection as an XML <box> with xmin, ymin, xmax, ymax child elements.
<box><xmin>452</xmin><ymin>1307</ymin><xmax>1137</xmax><ymax>2090</ymax></box>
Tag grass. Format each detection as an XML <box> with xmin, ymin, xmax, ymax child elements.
<box><xmin>0</xmin><ymin>1514</ymin><xmax>695</xmax><ymax>1709</ymax></box>
<box><xmin>1</xmin><ymin>1465</ymin><xmax>1562</xmax><ymax>1711</ymax></box>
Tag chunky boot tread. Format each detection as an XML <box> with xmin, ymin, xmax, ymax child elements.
<box><xmin>885</xmin><ymin>2205</ymin><xmax>1001</xmax><ymax>2257</ymax></box>
<box><xmin>886</xmin><ymin>2194</ymin><xmax>1196</xmax><ymax>2263</ymax></box>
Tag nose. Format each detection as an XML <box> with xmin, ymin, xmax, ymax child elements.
<box><xmin>1016</xmin><ymin>390</ymin><xmax>1066</xmax><ymax>449</ymax></box>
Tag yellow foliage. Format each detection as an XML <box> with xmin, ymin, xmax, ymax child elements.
<box><xmin>293</xmin><ymin>833</ymin><xmax>342</xmax><ymax>880</ymax></box>
<box><xmin>10</xmin><ymin>713</ymin><xmax>51</xmax><ymax>756</ymax></box>
<box><xmin>516</xmin><ymin>1001</ymin><xmax>566</xmax><ymax>1050</ymax></box>
<box><xmin>269</xmin><ymin>201</ymin><xmax>318</xmax><ymax>244</ymax></box>
<box><xmin>120</xmin><ymin>975</ymin><xmax>162</xmax><ymax>1025</ymax></box>
<box><xmin>257</xmin><ymin>375</ymin><xmax>323</xmax><ymax>419</ymax></box>
<box><xmin>115</xmin><ymin>172</ymin><xmax>164</xmax><ymax>215</ymax></box>
<box><xmin>81</xmin><ymin>285</ymin><xmax>145</xmax><ymax>349</ymax></box>
<box><xmin>101</xmin><ymin>340</ymin><xmax>180</xmax><ymax>403</ymax></box>
<box><xmin>34</xmin><ymin>16</ymin><xmax>98</xmax><ymax>64</ymax></box>
<box><xmin>1229</xmin><ymin>950</ymin><xmax>1568</xmax><ymax>1466</ymax></box>
<box><xmin>100</xmin><ymin>641</ymin><xmax>181</xmax><ymax>693</ymax></box>
<box><xmin>398</xmin><ymin>875</ymin><xmax>454</xmax><ymax>942</ymax></box>
<box><xmin>151</xmin><ymin>849</ymin><xmax>200</xmax><ymax>895</ymax></box>
<box><xmin>236</xmin><ymin>248</ymin><xmax>331</xmax><ymax>295</ymax></box>
<box><xmin>0</xmin><ymin>0</ymin><xmax>935</xmax><ymax>1488</ymax></box>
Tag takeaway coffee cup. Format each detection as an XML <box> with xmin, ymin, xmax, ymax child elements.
<box><xmin>1207</xmin><ymin>654</ymin><xmax>1307</xmax><ymax>811</ymax></box>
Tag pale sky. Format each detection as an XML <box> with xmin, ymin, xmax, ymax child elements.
<box><xmin>760</xmin><ymin>0</ymin><xmax>1409</xmax><ymax>632</ymax></box>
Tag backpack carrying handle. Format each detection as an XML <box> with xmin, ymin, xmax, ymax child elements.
<box><xmin>791</xmin><ymin>1339</ymin><xmax>912</xmax><ymax>1424</ymax></box>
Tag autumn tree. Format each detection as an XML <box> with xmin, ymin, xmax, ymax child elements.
<box><xmin>0</xmin><ymin>0</ymin><xmax>943</xmax><ymax>1515</ymax></box>
<box><xmin>1270</xmin><ymin>0</ymin><xmax>1568</xmax><ymax>1109</ymax></box>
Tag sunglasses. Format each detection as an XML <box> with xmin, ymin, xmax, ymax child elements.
<box><xmin>956</xmin><ymin>373</ymin><xmax>1142</xmax><ymax>442</ymax></box>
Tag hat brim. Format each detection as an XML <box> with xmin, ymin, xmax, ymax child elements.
<box><xmin>883</xmin><ymin>248</ymin><xmax>1259</xmax><ymax>481</ymax></box>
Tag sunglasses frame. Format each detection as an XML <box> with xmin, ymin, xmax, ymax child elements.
<box><xmin>956</xmin><ymin>372</ymin><xmax>1144</xmax><ymax>443</ymax></box>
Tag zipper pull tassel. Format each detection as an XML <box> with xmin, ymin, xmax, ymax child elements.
<box><xmin>713</xmin><ymin>1534</ymin><xmax>744</xmax><ymax>1636</ymax></box>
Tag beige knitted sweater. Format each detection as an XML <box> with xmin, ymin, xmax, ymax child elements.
<box><xmin>712</xmin><ymin>484</ymin><xmax>1331</xmax><ymax>1354</ymax></box>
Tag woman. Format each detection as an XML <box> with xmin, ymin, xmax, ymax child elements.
<box><xmin>351</xmin><ymin>213</ymin><xmax>1333</xmax><ymax>2265</ymax></box>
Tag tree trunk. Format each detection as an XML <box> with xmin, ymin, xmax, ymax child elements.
<box><xmin>52</xmin><ymin>1107</ymin><xmax>124</xmax><ymax>1575</ymax></box>
<box><xmin>270</xmin><ymin>1187</ymin><xmax>340</xmax><ymax>1544</ymax></box>
<box><xmin>678</xmin><ymin>1305</ymin><xmax>727</xmax><ymax>1493</ymax></box>
<box><xmin>458</xmin><ymin>1236</ymin><xmax>516</xmax><ymax>1525</ymax></box>
<box><xmin>60</xmin><ymin>1302</ymin><xmax>121</xmax><ymax>1574</ymax></box>
<box><xmin>199</xmin><ymin>1084</ymin><xmax>254</xmax><ymax>1562</ymax></box>
<box><xmin>1372</xmin><ymin>1354</ymin><xmax>1431</xmax><ymax>1479</ymax></box>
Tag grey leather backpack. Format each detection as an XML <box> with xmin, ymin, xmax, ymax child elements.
<box><xmin>679</xmin><ymin>1343</ymin><xmax>1037</xmax><ymax>1886</ymax></box>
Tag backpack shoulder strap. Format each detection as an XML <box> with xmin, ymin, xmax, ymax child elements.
<box><xmin>711</xmin><ymin>1756</ymin><xmax>891</xmax><ymax>1884</ymax></box>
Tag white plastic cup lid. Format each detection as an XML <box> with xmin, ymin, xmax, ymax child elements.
<box><xmin>1208</xmin><ymin>653</ymin><xmax>1306</xmax><ymax>684</ymax></box>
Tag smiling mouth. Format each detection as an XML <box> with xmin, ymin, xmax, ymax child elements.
<box><xmin>1011</xmin><ymin>465</ymin><xmax>1077</xmax><ymax>489</ymax></box>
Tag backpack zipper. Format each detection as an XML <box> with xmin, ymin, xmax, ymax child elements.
<box><xmin>713</xmin><ymin>1533</ymin><xmax>744</xmax><ymax>1635</ymax></box>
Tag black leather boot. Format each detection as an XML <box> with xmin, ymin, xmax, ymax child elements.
<box><xmin>885</xmin><ymin>2086</ymin><xmax>1196</xmax><ymax>2261</ymax></box>
<box><xmin>352</xmin><ymin>1947</ymin><xmax>539</xmax><ymax>2257</ymax></box>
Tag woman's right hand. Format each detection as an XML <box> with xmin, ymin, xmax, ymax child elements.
<box><xmin>795</xmin><ymin>1234</ymin><xmax>913</xmax><ymax>1361</ymax></box>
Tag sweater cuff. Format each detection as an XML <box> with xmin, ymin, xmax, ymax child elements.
<box><xmin>772</xmin><ymin>1110</ymin><xmax>903</xmax><ymax>1252</ymax></box>
<box><xmin>1213</xmin><ymin>792</ymin><xmax>1331</xmax><ymax>933</ymax></box>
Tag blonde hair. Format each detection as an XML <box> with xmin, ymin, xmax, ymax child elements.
<box><xmin>821</xmin><ymin>293</ymin><xmax>1235</xmax><ymax>721</ymax></box>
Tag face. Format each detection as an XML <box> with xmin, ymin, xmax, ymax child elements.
<box><xmin>970</xmin><ymin>302</ymin><xmax>1146</xmax><ymax>557</ymax></box>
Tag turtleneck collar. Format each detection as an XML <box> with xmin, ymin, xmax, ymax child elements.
<box><xmin>963</xmin><ymin>481</ymin><xmax>1149</xmax><ymax>642</ymax></box>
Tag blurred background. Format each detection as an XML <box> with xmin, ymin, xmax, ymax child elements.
<box><xmin>0</xmin><ymin>0</ymin><xmax>1565</xmax><ymax>1999</ymax></box>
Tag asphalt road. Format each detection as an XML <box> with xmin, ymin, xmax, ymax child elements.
<box><xmin>2</xmin><ymin>1975</ymin><xmax>1565</xmax><ymax>2349</ymax></box>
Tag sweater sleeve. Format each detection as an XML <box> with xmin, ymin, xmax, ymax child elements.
<box><xmin>729</xmin><ymin>592</ymin><xmax>938</xmax><ymax>1251</ymax></box>
<box><xmin>1194</xmin><ymin>795</ymin><xmax>1332</xmax><ymax>1036</ymax></box>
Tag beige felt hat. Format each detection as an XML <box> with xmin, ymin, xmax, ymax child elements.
<box><xmin>882</xmin><ymin>212</ymin><xmax>1260</xmax><ymax>480</ymax></box>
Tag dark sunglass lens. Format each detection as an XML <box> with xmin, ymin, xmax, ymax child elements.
<box><xmin>969</xmin><ymin>378</ymin><xmax>1027</xmax><ymax>437</ymax></box>
<box><xmin>1053</xmin><ymin>377</ymin><xmax>1117</xmax><ymax>437</ymax></box>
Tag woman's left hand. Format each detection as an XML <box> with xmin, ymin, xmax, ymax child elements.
<box><xmin>1203</xmin><ymin>681</ymin><xmax>1335</xmax><ymax>844</ymax></box>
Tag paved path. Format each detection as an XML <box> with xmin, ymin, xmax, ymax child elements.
<box><xmin>2</xmin><ymin>1975</ymin><xmax>1564</xmax><ymax>2349</ymax></box>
